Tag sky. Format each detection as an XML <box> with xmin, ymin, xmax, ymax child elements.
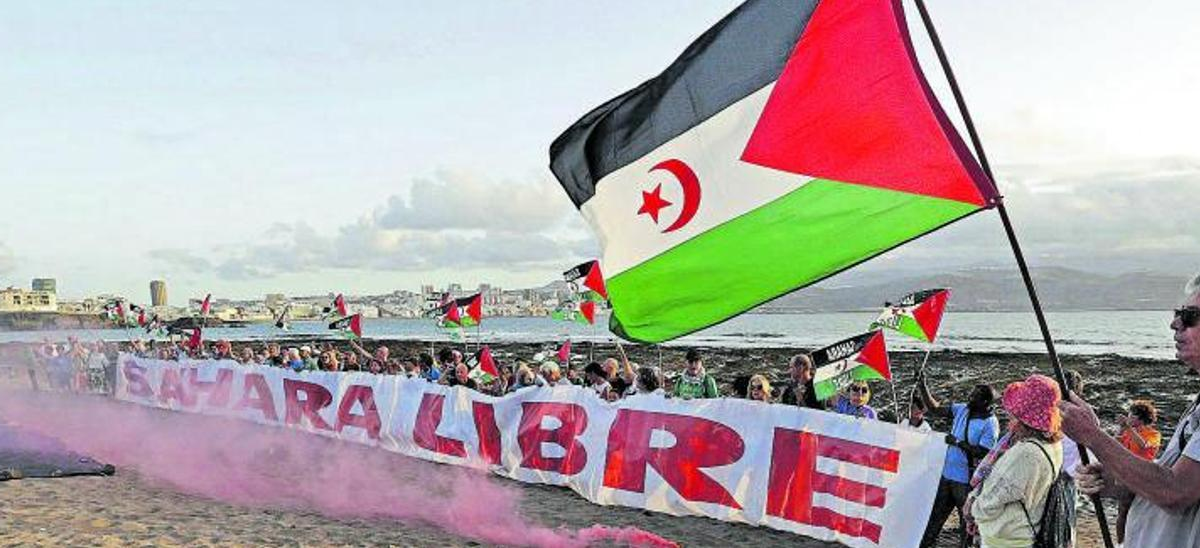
<box><xmin>1</xmin><ymin>0</ymin><xmax>1197</xmax><ymax>302</ymax></box>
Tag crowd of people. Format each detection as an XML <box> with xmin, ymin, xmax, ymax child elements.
<box><xmin>8</xmin><ymin>275</ymin><xmax>1200</xmax><ymax>547</ymax></box>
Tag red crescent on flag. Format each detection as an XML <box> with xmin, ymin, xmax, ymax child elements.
<box><xmin>650</xmin><ymin>159</ymin><xmax>701</xmax><ymax>233</ymax></box>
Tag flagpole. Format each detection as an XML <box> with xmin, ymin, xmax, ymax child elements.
<box><xmin>912</xmin><ymin>2</ymin><xmax>1114</xmax><ymax>545</ymax></box>
<box><xmin>888</xmin><ymin>379</ymin><xmax>902</xmax><ymax>425</ymax></box>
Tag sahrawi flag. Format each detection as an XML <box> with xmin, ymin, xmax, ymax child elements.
<box><xmin>552</xmin><ymin>300</ymin><xmax>597</xmax><ymax>325</ymax></box>
<box><xmin>328</xmin><ymin>314</ymin><xmax>363</xmax><ymax>339</ymax></box>
<box><xmin>549</xmin><ymin>0</ymin><xmax>997</xmax><ymax>343</ymax></box>
<box><xmin>811</xmin><ymin>330</ymin><xmax>891</xmax><ymax>401</ymax></box>
<box><xmin>468</xmin><ymin>346</ymin><xmax>500</xmax><ymax>384</ymax></box>
<box><xmin>871</xmin><ymin>288</ymin><xmax>951</xmax><ymax>343</ymax></box>
<box><xmin>439</xmin><ymin>293</ymin><xmax>483</xmax><ymax>327</ymax></box>
<box><xmin>321</xmin><ymin>293</ymin><xmax>347</xmax><ymax>320</ymax></box>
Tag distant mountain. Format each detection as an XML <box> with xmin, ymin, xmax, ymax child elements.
<box><xmin>755</xmin><ymin>267</ymin><xmax>1186</xmax><ymax>313</ymax></box>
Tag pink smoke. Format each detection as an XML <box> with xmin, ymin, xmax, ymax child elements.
<box><xmin>0</xmin><ymin>390</ymin><xmax>676</xmax><ymax>548</ymax></box>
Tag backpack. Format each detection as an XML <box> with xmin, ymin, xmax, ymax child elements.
<box><xmin>1018</xmin><ymin>441</ymin><xmax>1074</xmax><ymax>548</ymax></box>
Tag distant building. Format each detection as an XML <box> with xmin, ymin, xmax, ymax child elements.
<box><xmin>31</xmin><ymin>278</ymin><xmax>56</xmax><ymax>294</ymax></box>
<box><xmin>265</xmin><ymin>293</ymin><xmax>286</xmax><ymax>309</ymax></box>
<box><xmin>0</xmin><ymin>287</ymin><xmax>57</xmax><ymax>313</ymax></box>
<box><xmin>150</xmin><ymin>280</ymin><xmax>168</xmax><ymax>306</ymax></box>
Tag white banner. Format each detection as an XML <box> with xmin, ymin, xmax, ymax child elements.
<box><xmin>115</xmin><ymin>354</ymin><xmax>945</xmax><ymax>547</ymax></box>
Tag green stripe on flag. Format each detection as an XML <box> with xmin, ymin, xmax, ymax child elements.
<box><xmin>607</xmin><ymin>180</ymin><xmax>978</xmax><ymax>343</ymax></box>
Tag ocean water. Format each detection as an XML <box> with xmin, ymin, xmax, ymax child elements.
<box><xmin>0</xmin><ymin>310</ymin><xmax>1178</xmax><ymax>360</ymax></box>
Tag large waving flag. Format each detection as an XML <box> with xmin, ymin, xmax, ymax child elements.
<box><xmin>811</xmin><ymin>331</ymin><xmax>891</xmax><ymax>401</ymax></box>
<box><xmin>871</xmin><ymin>288</ymin><xmax>951</xmax><ymax>343</ymax></box>
<box><xmin>549</xmin><ymin>0</ymin><xmax>996</xmax><ymax>343</ymax></box>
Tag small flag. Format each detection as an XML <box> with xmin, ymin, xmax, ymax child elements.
<box><xmin>321</xmin><ymin>294</ymin><xmax>347</xmax><ymax>320</ymax></box>
<box><xmin>579</xmin><ymin>300</ymin><xmax>596</xmax><ymax>325</ymax></box>
<box><xmin>871</xmin><ymin>288</ymin><xmax>951</xmax><ymax>343</ymax></box>
<box><xmin>557</xmin><ymin>340</ymin><xmax>572</xmax><ymax>364</ymax></box>
<box><xmin>468</xmin><ymin>346</ymin><xmax>500</xmax><ymax>384</ymax></box>
<box><xmin>551</xmin><ymin>300</ymin><xmax>597</xmax><ymax>325</ymax></box>
<box><xmin>186</xmin><ymin>328</ymin><xmax>203</xmax><ymax>350</ymax></box>
<box><xmin>328</xmin><ymin>314</ymin><xmax>363</xmax><ymax>339</ymax></box>
<box><xmin>200</xmin><ymin>294</ymin><xmax>212</xmax><ymax>316</ymax></box>
<box><xmin>811</xmin><ymin>331</ymin><xmax>890</xmax><ymax>401</ymax></box>
<box><xmin>564</xmin><ymin>260</ymin><xmax>608</xmax><ymax>300</ymax></box>
<box><xmin>464</xmin><ymin>293</ymin><xmax>483</xmax><ymax>325</ymax></box>
<box><xmin>443</xmin><ymin>302</ymin><xmax>462</xmax><ymax>326</ymax></box>
<box><xmin>273</xmin><ymin>303</ymin><xmax>292</xmax><ymax>330</ymax></box>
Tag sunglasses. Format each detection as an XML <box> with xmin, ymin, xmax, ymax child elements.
<box><xmin>751</xmin><ymin>384</ymin><xmax>765</xmax><ymax>391</ymax></box>
<box><xmin>849</xmin><ymin>386</ymin><xmax>870</xmax><ymax>394</ymax></box>
<box><xmin>1176</xmin><ymin>306</ymin><xmax>1200</xmax><ymax>329</ymax></box>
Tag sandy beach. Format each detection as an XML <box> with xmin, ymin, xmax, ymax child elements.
<box><xmin>2</xmin><ymin>341</ymin><xmax>1187</xmax><ymax>547</ymax></box>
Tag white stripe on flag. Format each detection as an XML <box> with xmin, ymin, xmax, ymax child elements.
<box><xmin>579</xmin><ymin>84</ymin><xmax>813</xmax><ymax>277</ymax></box>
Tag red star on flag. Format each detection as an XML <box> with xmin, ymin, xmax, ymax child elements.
<box><xmin>637</xmin><ymin>183</ymin><xmax>672</xmax><ymax>223</ymax></box>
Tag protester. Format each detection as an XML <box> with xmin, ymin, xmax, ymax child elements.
<box><xmin>633</xmin><ymin>366</ymin><xmax>664</xmax><ymax>396</ymax></box>
<box><xmin>237</xmin><ymin>347</ymin><xmax>256</xmax><ymax>365</ymax></box>
<box><xmin>958</xmin><ymin>374</ymin><xmax>1063</xmax><ymax>547</ymax></box>
<box><xmin>747</xmin><ymin>374</ymin><xmax>773</xmax><ymax>403</ymax></box>
<box><xmin>212</xmin><ymin>339</ymin><xmax>234</xmax><ymax>360</ymax></box>
<box><xmin>902</xmin><ymin>392</ymin><xmax>933</xmax><ymax>432</ymax></box>
<box><xmin>319</xmin><ymin>350</ymin><xmax>340</xmax><ymax>372</ymax></box>
<box><xmin>1061</xmin><ymin>277</ymin><xmax>1200</xmax><ymax>547</ymax></box>
<box><xmin>584</xmin><ymin>362</ymin><xmax>611</xmax><ymax>400</ymax></box>
<box><xmin>418</xmin><ymin>353</ymin><xmax>440</xmax><ymax>382</ymax></box>
<box><xmin>539</xmin><ymin>362</ymin><xmax>567</xmax><ymax>386</ymax></box>
<box><xmin>673</xmin><ymin>349</ymin><xmax>718</xmax><ymax>400</ymax></box>
<box><xmin>1114</xmin><ymin>398</ymin><xmax>1163</xmax><ymax>544</ymax></box>
<box><xmin>917</xmin><ymin>373</ymin><xmax>1000</xmax><ymax>547</ymax></box>
<box><xmin>831</xmin><ymin>380</ymin><xmax>877</xmax><ymax>419</ymax></box>
<box><xmin>779</xmin><ymin>353</ymin><xmax>825</xmax><ymax>410</ymax></box>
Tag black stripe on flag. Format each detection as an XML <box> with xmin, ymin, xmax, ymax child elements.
<box><xmin>549</xmin><ymin>0</ymin><xmax>819</xmax><ymax>208</ymax></box>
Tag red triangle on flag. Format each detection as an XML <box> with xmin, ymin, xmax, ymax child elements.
<box><xmin>348</xmin><ymin>314</ymin><xmax>363</xmax><ymax>338</ymax></box>
<box><xmin>201</xmin><ymin>294</ymin><xmax>212</xmax><ymax>316</ymax></box>
<box><xmin>445</xmin><ymin>303</ymin><xmax>461</xmax><ymax>325</ymax></box>
<box><xmin>335</xmin><ymin>294</ymin><xmax>347</xmax><ymax>317</ymax></box>
<box><xmin>741</xmin><ymin>0</ymin><xmax>995</xmax><ymax>206</ymax></box>
<box><xmin>912</xmin><ymin>289</ymin><xmax>950</xmax><ymax>343</ymax></box>
<box><xmin>579</xmin><ymin>300</ymin><xmax>596</xmax><ymax>325</ymax></box>
<box><xmin>557</xmin><ymin>340</ymin><xmax>571</xmax><ymax>364</ymax></box>
<box><xmin>583</xmin><ymin>262</ymin><xmax>608</xmax><ymax>300</ymax></box>
<box><xmin>856</xmin><ymin>330</ymin><xmax>891</xmax><ymax>381</ymax></box>
<box><xmin>187</xmin><ymin>328</ymin><xmax>203</xmax><ymax>350</ymax></box>
<box><xmin>466</xmin><ymin>294</ymin><xmax>483</xmax><ymax>323</ymax></box>
<box><xmin>478</xmin><ymin>346</ymin><xmax>499</xmax><ymax>377</ymax></box>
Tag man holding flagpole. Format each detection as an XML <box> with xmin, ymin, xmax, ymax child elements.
<box><xmin>1060</xmin><ymin>274</ymin><xmax>1200</xmax><ymax>546</ymax></box>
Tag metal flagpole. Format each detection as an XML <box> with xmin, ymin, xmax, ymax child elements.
<box><xmin>912</xmin><ymin>1</ymin><xmax>1114</xmax><ymax>545</ymax></box>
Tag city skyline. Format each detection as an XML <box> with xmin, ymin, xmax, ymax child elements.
<box><xmin>2</xmin><ymin>1</ymin><xmax>1198</xmax><ymax>301</ymax></box>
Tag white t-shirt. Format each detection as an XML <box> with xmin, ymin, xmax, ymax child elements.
<box><xmin>1125</xmin><ymin>395</ymin><xmax>1200</xmax><ymax>547</ymax></box>
<box><xmin>900</xmin><ymin>418</ymin><xmax>933</xmax><ymax>432</ymax></box>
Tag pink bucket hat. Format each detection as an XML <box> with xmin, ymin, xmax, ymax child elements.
<box><xmin>1003</xmin><ymin>374</ymin><xmax>1062</xmax><ymax>433</ymax></box>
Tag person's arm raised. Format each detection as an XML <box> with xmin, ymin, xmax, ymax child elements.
<box><xmin>347</xmin><ymin>339</ymin><xmax>373</xmax><ymax>361</ymax></box>
<box><xmin>915</xmin><ymin>372</ymin><xmax>948</xmax><ymax>418</ymax></box>
<box><xmin>1062</xmin><ymin>393</ymin><xmax>1200</xmax><ymax>512</ymax></box>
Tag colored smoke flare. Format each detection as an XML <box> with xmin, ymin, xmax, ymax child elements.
<box><xmin>0</xmin><ymin>391</ymin><xmax>674</xmax><ymax>548</ymax></box>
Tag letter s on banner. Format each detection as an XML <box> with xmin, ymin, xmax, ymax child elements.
<box><xmin>122</xmin><ymin>359</ymin><xmax>153</xmax><ymax>398</ymax></box>
<box><xmin>603</xmin><ymin>409</ymin><xmax>744</xmax><ymax>509</ymax></box>
<box><xmin>767</xmin><ymin>428</ymin><xmax>900</xmax><ymax>544</ymax></box>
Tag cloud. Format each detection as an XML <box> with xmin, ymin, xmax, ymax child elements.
<box><xmin>148</xmin><ymin>172</ymin><xmax>592</xmax><ymax>280</ymax></box>
<box><xmin>0</xmin><ymin>242</ymin><xmax>15</xmax><ymax>274</ymax></box>
<box><xmin>861</xmin><ymin>157</ymin><xmax>1200</xmax><ymax>274</ymax></box>
<box><xmin>147</xmin><ymin>249</ymin><xmax>212</xmax><ymax>272</ymax></box>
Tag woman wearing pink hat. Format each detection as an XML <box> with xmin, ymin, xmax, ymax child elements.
<box><xmin>964</xmin><ymin>374</ymin><xmax>1065</xmax><ymax>547</ymax></box>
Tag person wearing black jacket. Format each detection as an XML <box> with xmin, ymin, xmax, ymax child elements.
<box><xmin>779</xmin><ymin>353</ymin><xmax>825</xmax><ymax>410</ymax></box>
<box><xmin>916</xmin><ymin>372</ymin><xmax>999</xmax><ymax>547</ymax></box>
